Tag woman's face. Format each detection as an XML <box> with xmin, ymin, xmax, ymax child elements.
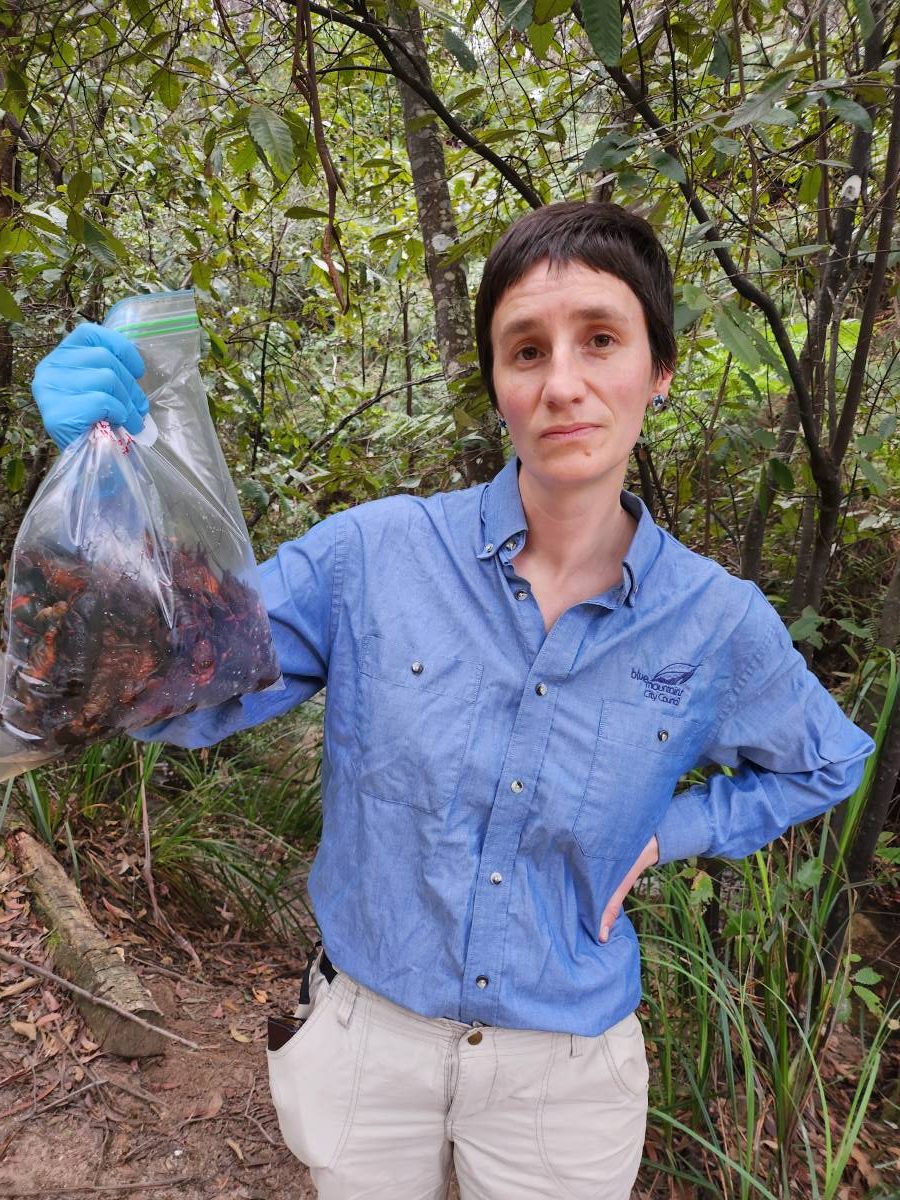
<box><xmin>491</xmin><ymin>260</ymin><xmax>672</xmax><ymax>494</ymax></box>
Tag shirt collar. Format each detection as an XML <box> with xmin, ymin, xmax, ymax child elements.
<box><xmin>478</xmin><ymin>456</ymin><xmax>660</xmax><ymax>607</ymax></box>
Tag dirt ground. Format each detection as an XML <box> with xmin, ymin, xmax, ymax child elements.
<box><xmin>1</xmin><ymin>840</ymin><xmax>898</xmax><ymax>1200</ymax></box>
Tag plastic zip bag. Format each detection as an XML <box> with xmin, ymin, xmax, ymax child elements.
<box><xmin>0</xmin><ymin>291</ymin><xmax>280</xmax><ymax>781</ymax></box>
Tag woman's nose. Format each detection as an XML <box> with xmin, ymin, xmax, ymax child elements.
<box><xmin>540</xmin><ymin>347</ymin><xmax>586</xmax><ymax>406</ymax></box>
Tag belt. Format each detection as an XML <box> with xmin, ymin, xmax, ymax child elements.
<box><xmin>298</xmin><ymin>940</ymin><xmax>337</xmax><ymax>1005</ymax></box>
<box><xmin>319</xmin><ymin>946</ymin><xmax>337</xmax><ymax>983</ymax></box>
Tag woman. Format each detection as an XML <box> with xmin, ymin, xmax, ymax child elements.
<box><xmin>32</xmin><ymin>201</ymin><xmax>874</xmax><ymax>1199</ymax></box>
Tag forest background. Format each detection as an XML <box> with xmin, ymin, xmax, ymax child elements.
<box><xmin>0</xmin><ymin>0</ymin><xmax>899</xmax><ymax>1195</ymax></box>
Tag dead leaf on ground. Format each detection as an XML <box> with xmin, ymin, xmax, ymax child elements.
<box><xmin>229</xmin><ymin>1025</ymin><xmax>251</xmax><ymax>1043</ymax></box>
<box><xmin>101</xmin><ymin>896</ymin><xmax>134</xmax><ymax>922</ymax></box>
<box><xmin>11</xmin><ymin>1019</ymin><xmax>36</xmax><ymax>1040</ymax></box>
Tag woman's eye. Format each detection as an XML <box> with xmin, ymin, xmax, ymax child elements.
<box><xmin>591</xmin><ymin>333</ymin><xmax>614</xmax><ymax>349</ymax></box>
<box><xmin>516</xmin><ymin>345</ymin><xmax>540</xmax><ymax>361</ymax></box>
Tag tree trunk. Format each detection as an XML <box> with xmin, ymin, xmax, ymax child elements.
<box><xmin>823</xmin><ymin>546</ymin><xmax>900</xmax><ymax>967</ymax></box>
<box><xmin>0</xmin><ymin>115</ymin><xmax>18</xmax><ymax>460</ymax></box>
<box><xmin>387</xmin><ymin>0</ymin><xmax>503</xmax><ymax>484</ymax></box>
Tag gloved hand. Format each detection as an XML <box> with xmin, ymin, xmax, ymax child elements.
<box><xmin>32</xmin><ymin>322</ymin><xmax>148</xmax><ymax>450</ymax></box>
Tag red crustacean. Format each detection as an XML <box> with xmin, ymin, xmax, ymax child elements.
<box><xmin>1</xmin><ymin>540</ymin><xmax>279</xmax><ymax>754</ymax></box>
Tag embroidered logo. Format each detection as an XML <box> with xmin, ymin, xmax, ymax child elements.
<box><xmin>630</xmin><ymin>661</ymin><xmax>699</xmax><ymax>706</ymax></box>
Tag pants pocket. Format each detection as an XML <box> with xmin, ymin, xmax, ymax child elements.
<box><xmin>538</xmin><ymin>1027</ymin><xmax>648</xmax><ymax>1199</ymax></box>
<box><xmin>600</xmin><ymin>1011</ymin><xmax>650</xmax><ymax>1100</ymax></box>
<box><xmin>266</xmin><ymin>976</ymin><xmax>365</xmax><ymax>1169</ymax></box>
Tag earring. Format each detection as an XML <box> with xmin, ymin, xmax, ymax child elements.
<box><xmin>650</xmin><ymin>393</ymin><xmax>668</xmax><ymax>412</ymax></box>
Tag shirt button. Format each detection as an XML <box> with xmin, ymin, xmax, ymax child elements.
<box><xmin>490</xmin><ymin>872</ymin><xmax>503</xmax><ymax>884</ymax></box>
<box><xmin>483</xmin><ymin>543</ymin><xmax>494</xmax><ymax>554</ymax></box>
<box><xmin>535</xmin><ymin>682</ymin><xmax>548</xmax><ymax>696</ymax></box>
<box><xmin>504</xmin><ymin>539</ymin><xmax>517</xmax><ymax>551</ymax></box>
<box><xmin>657</xmin><ymin>729</ymin><xmax>669</xmax><ymax>742</ymax></box>
<box><xmin>476</xmin><ymin>975</ymin><xmax>489</xmax><ymax>989</ymax></box>
<box><xmin>515</xmin><ymin>590</ymin><xmax>528</xmax><ymax>601</ymax></box>
<box><xmin>510</xmin><ymin>779</ymin><xmax>524</xmax><ymax>793</ymax></box>
<box><xmin>467</xmin><ymin>1030</ymin><xmax>483</xmax><ymax>1045</ymax></box>
<box><xmin>411</xmin><ymin>661</ymin><xmax>424</xmax><ymax>675</ymax></box>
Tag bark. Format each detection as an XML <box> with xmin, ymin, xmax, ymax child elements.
<box><xmin>823</xmin><ymin>548</ymin><xmax>900</xmax><ymax>966</ymax></box>
<box><xmin>387</xmin><ymin>0</ymin><xmax>503</xmax><ymax>484</ymax></box>
<box><xmin>0</xmin><ymin>115</ymin><xmax>17</xmax><ymax>459</ymax></box>
<box><xmin>8</xmin><ymin>830</ymin><xmax>167</xmax><ymax>1058</ymax></box>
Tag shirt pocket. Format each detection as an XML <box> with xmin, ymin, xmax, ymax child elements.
<box><xmin>355</xmin><ymin>633</ymin><xmax>483</xmax><ymax>813</ymax></box>
<box><xmin>573</xmin><ymin>699</ymin><xmax>705</xmax><ymax>862</ymax></box>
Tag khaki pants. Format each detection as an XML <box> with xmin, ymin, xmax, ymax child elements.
<box><xmin>267</xmin><ymin>951</ymin><xmax>648</xmax><ymax>1199</ymax></box>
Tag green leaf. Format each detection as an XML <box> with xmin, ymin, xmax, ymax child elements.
<box><xmin>858</xmin><ymin>457</ymin><xmax>888</xmax><ymax>494</ymax></box>
<box><xmin>83</xmin><ymin>216</ymin><xmax>128</xmax><ymax>262</ymax></box>
<box><xmin>579</xmin><ymin>132</ymin><xmax>635</xmax><ymax>172</ymax></box>
<box><xmin>836</xmin><ymin>618</ymin><xmax>871</xmax><ymax>638</ymax></box>
<box><xmin>125</xmin><ymin>0</ymin><xmax>156</xmax><ymax>30</ymax></box>
<box><xmin>285</xmin><ymin>205</ymin><xmax>329</xmax><ymax>219</ymax></box>
<box><xmin>711</xmin><ymin>135</ymin><xmax>740</xmax><ymax>157</ymax></box>
<box><xmin>788</xmin><ymin>606</ymin><xmax>824</xmax><ymax>645</ymax></box>
<box><xmin>853</xmin><ymin>984</ymin><xmax>883</xmax><ymax>1017</ymax></box>
<box><xmin>5</xmin><ymin>455</ymin><xmax>24</xmax><ymax>493</ymax></box>
<box><xmin>528</xmin><ymin>21</ymin><xmax>555</xmax><ymax>56</ymax></box>
<box><xmin>853</xmin><ymin>0</ymin><xmax>875</xmax><ymax>37</ymax></box>
<box><xmin>67</xmin><ymin>170</ymin><xmax>92</xmax><ymax>205</ymax></box>
<box><xmin>0</xmin><ymin>284</ymin><xmax>23</xmax><ymax>322</ymax></box>
<box><xmin>153</xmin><ymin>67</ymin><xmax>182</xmax><ymax>112</ymax></box>
<box><xmin>532</xmin><ymin>0</ymin><xmax>571</xmax><ymax>21</ymax></box>
<box><xmin>191</xmin><ymin>260</ymin><xmax>213</xmax><ymax>293</ymax></box>
<box><xmin>785</xmin><ymin>242</ymin><xmax>829</xmax><ymax>258</ymax></box>
<box><xmin>443</xmin><ymin>29</ymin><xmax>477</xmax><ymax>73</ymax></box>
<box><xmin>795</xmin><ymin>857</ymin><xmax>823</xmax><ymax>889</ymax></box>
<box><xmin>650</xmin><ymin>150</ymin><xmax>686</xmax><ymax>183</ymax></box>
<box><xmin>853</xmin><ymin>966</ymin><xmax>882</xmax><ymax>986</ymax></box>
<box><xmin>239</xmin><ymin>479</ymin><xmax>270</xmax><ymax>513</ymax></box>
<box><xmin>206</xmin><ymin>329</ymin><xmax>228</xmax><ymax>363</ymax></box>
<box><xmin>827</xmin><ymin>94</ymin><xmax>872</xmax><ymax>132</ymax></box>
<box><xmin>710</xmin><ymin>32</ymin><xmax>731</xmax><ymax>79</ymax></box>
<box><xmin>229</xmin><ymin>137</ymin><xmax>258</xmax><ymax>175</ymax></box>
<box><xmin>855</xmin><ymin>434</ymin><xmax>883</xmax><ymax>452</ymax></box>
<box><xmin>768</xmin><ymin>458</ymin><xmax>794</xmax><ymax>490</ymax></box>
<box><xmin>673</xmin><ymin>302</ymin><xmax>702</xmax><ymax>333</ymax></box>
<box><xmin>689</xmin><ymin>870</ymin><xmax>714</xmax><ymax>906</ymax></box>
<box><xmin>713</xmin><ymin>307</ymin><xmax>761</xmax><ymax>368</ymax></box>
<box><xmin>797</xmin><ymin>166</ymin><xmax>821</xmax><ymax>207</ymax></box>
<box><xmin>581</xmin><ymin>0</ymin><xmax>622</xmax><ymax>66</ymax></box>
<box><xmin>879</xmin><ymin>414</ymin><xmax>896</xmax><ymax>439</ymax></box>
<box><xmin>743</xmin><ymin>325</ymin><xmax>790</xmax><ymax>381</ymax></box>
<box><xmin>498</xmin><ymin>0</ymin><xmax>534</xmax><ymax>33</ymax></box>
<box><xmin>725</xmin><ymin>72</ymin><xmax>795</xmax><ymax>129</ymax></box>
<box><xmin>681</xmin><ymin>283</ymin><xmax>711</xmax><ymax>310</ymax></box>
<box><xmin>751</xmin><ymin>429</ymin><xmax>778</xmax><ymax>449</ymax></box>
<box><xmin>247</xmin><ymin>105</ymin><xmax>296</xmax><ymax>180</ymax></box>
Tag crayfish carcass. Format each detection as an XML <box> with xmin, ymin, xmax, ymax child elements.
<box><xmin>1</xmin><ymin>542</ymin><xmax>279</xmax><ymax>752</ymax></box>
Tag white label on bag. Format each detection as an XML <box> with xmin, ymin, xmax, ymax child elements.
<box><xmin>131</xmin><ymin>413</ymin><xmax>159</xmax><ymax>447</ymax></box>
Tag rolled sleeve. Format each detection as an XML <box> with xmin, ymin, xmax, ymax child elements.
<box><xmin>134</xmin><ymin>513</ymin><xmax>344</xmax><ymax>749</ymax></box>
<box><xmin>655</xmin><ymin>583</ymin><xmax>876</xmax><ymax>865</ymax></box>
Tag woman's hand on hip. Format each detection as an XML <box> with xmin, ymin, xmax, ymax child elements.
<box><xmin>599</xmin><ymin>836</ymin><xmax>659</xmax><ymax>943</ymax></box>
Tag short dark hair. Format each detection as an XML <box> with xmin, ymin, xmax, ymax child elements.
<box><xmin>474</xmin><ymin>200</ymin><xmax>676</xmax><ymax>408</ymax></box>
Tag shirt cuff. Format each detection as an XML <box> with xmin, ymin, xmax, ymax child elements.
<box><xmin>655</xmin><ymin>785</ymin><xmax>713</xmax><ymax>865</ymax></box>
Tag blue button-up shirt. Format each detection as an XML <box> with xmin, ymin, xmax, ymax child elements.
<box><xmin>140</xmin><ymin>457</ymin><xmax>875</xmax><ymax>1036</ymax></box>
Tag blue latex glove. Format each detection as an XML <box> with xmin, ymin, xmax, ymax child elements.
<box><xmin>32</xmin><ymin>322</ymin><xmax>148</xmax><ymax>450</ymax></box>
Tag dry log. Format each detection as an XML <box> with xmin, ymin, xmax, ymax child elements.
<box><xmin>7</xmin><ymin>830</ymin><xmax>166</xmax><ymax>1057</ymax></box>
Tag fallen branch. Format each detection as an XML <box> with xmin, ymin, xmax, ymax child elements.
<box><xmin>6</xmin><ymin>830</ymin><xmax>168</xmax><ymax>1056</ymax></box>
<box><xmin>0</xmin><ymin>1177</ymin><xmax>202</xmax><ymax>1196</ymax></box>
<box><xmin>0</xmin><ymin>949</ymin><xmax>201</xmax><ymax>1051</ymax></box>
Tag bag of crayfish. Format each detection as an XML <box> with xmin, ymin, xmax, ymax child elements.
<box><xmin>0</xmin><ymin>291</ymin><xmax>281</xmax><ymax>781</ymax></box>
